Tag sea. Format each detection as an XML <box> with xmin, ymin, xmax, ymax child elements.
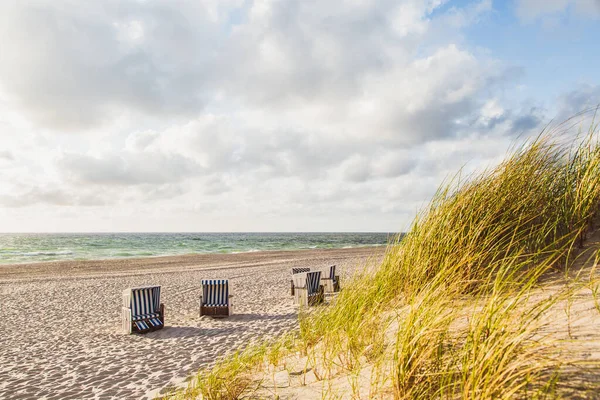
<box><xmin>0</xmin><ymin>232</ymin><xmax>395</xmax><ymax>265</ymax></box>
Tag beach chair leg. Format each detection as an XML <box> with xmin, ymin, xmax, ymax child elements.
<box><xmin>158</xmin><ymin>303</ymin><xmax>165</xmax><ymax>330</ymax></box>
<box><xmin>322</xmin><ymin>278</ymin><xmax>334</xmax><ymax>294</ymax></box>
<box><xmin>334</xmin><ymin>276</ymin><xmax>340</xmax><ymax>292</ymax></box>
<box><xmin>199</xmin><ymin>295</ymin><xmax>204</xmax><ymax>317</ymax></box>
<box><xmin>122</xmin><ymin>308</ymin><xmax>133</xmax><ymax>334</ymax></box>
<box><xmin>290</xmin><ymin>279</ymin><xmax>295</xmax><ymax>296</ymax></box>
<box><xmin>318</xmin><ymin>285</ymin><xmax>324</xmax><ymax>305</ymax></box>
<box><xmin>295</xmin><ymin>288</ymin><xmax>307</xmax><ymax>306</ymax></box>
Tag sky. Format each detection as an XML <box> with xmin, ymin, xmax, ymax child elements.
<box><xmin>0</xmin><ymin>0</ymin><xmax>599</xmax><ymax>233</ymax></box>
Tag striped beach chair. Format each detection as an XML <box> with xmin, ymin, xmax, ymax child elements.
<box><xmin>321</xmin><ymin>265</ymin><xmax>340</xmax><ymax>293</ymax></box>
<box><xmin>293</xmin><ymin>271</ymin><xmax>324</xmax><ymax>306</ymax></box>
<box><xmin>291</xmin><ymin>267</ymin><xmax>311</xmax><ymax>295</ymax></box>
<box><xmin>200</xmin><ymin>279</ymin><xmax>233</xmax><ymax>317</ymax></box>
<box><xmin>122</xmin><ymin>285</ymin><xmax>164</xmax><ymax>334</ymax></box>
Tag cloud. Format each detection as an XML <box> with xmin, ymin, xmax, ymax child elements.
<box><xmin>0</xmin><ymin>187</ymin><xmax>105</xmax><ymax>208</ymax></box>
<box><xmin>372</xmin><ymin>151</ymin><xmax>417</xmax><ymax>178</ymax></box>
<box><xmin>125</xmin><ymin>130</ymin><xmax>160</xmax><ymax>152</ymax></box>
<box><xmin>341</xmin><ymin>155</ymin><xmax>372</xmax><ymax>183</ymax></box>
<box><xmin>515</xmin><ymin>0</ymin><xmax>600</xmax><ymax>22</ymax></box>
<box><xmin>557</xmin><ymin>84</ymin><xmax>600</xmax><ymax>118</ymax></box>
<box><xmin>202</xmin><ymin>176</ymin><xmax>231</xmax><ymax>196</ymax></box>
<box><xmin>59</xmin><ymin>151</ymin><xmax>201</xmax><ymax>186</ymax></box>
<box><xmin>141</xmin><ymin>184</ymin><xmax>187</xmax><ymax>201</ymax></box>
<box><xmin>510</xmin><ymin>112</ymin><xmax>543</xmax><ymax>134</ymax></box>
<box><xmin>0</xmin><ymin>150</ymin><xmax>14</xmax><ymax>161</ymax></box>
<box><xmin>0</xmin><ymin>1</ymin><xmax>226</xmax><ymax>130</ymax></box>
<box><xmin>0</xmin><ymin>0</ymin><xmax>501</xmax><ymax>141</ymax></box>
<box><xmin>0</xmin><ymin>0</ymin><xmax>564</xmax><ymax>231</ymax></box>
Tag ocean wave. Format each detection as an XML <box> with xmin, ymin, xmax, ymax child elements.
<box><xmin>19</xmin><ymin>250</ymin><xmax>74</xmax><ymax>257</ymax></box>
<box><xmin>230</xmin><ymin>248</ymin><xmax>261</xmax><ymax>254</ymax></box>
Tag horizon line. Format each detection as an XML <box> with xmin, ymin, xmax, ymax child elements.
<box><xmin>0</xmin><ymin>231</ymin><xmax>401</xmax><ymax>234</ymax></box>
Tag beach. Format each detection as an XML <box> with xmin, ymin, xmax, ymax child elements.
<box><xmin>0</xmin><ymin>246</ymin><xmax>384</xmax><ymax>399</ymax></box>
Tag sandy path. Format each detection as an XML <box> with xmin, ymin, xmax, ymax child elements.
<box><xmin>0</xmin><ymin>247</ymin><xmax>384</xmax><ymax>400</ymax></box>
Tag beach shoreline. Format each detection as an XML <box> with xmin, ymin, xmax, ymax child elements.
<box><xmin>0</xmin><ymin>246</ymin><xmax>385</xmax><ymax>282</ymax></box>
<box><xmin>0</xmin><ymin>246</ymin><xmax>385</xmax><ymax>399</ymax></box>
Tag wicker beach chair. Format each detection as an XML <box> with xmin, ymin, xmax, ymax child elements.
<box><xmin>290</xmin><ymin>267</ymin><xmax>311</xmax><ymax>295</ymax></box>
<box><xmin>122</xmin><ymin>285</ymin><xmax>164</xmax><ymax>334</ymax></box>
<box><xmin>200</xmin><ymin>279</ymin><xmax>234</xmax><ymax>317</ymax></box>
<box><xmin>321</xmin><ymin>265</ymin><xmax>340</xmax><ymax>293</ymax></box>
<box><xmin>293</xmin><ymin>271</ymin><xmax>324</xmax><ymax>306</ymax></box>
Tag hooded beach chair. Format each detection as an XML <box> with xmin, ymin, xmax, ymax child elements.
<box><xmin>293</xmin><ymin>271</ymin><xmax>324</xmax><ymax>306</ymax></box>
<box><xmin>122</xmin><ymin>285</ymin><xmax>164</xmax><ymax>334</ymax></box>
<box><xmin>290</xmin><ymin>267</ymin><xmax>311</xmax><ymax>295</ymax></box>
<box><xmin>320</xmin><ymin>265</ymin><xmax>340</xmax><ymax>293</ymax></box>
<box><xmin>200</xmin><ymin>279</ymin><xmax>233</xmax><ymax>317</ymax></box>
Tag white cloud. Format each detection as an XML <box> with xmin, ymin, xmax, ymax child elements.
<box><xmin>0</xmin><ymin>151</ymin><xmax>14</xmax><ymax>161</ymax></box>
<box><xmin>0</xmin><ymin>0</ymin><xmax>557</xmax><ymax>231</ymax></box>
<box><xmin>58</xmin><ymin>151</ymin><xmax>201</xmax><ymax>186</ymax></box>
<box><xmin>0</xmin><ymin>1</ymin><xmax>225</xmax><ymax>130</ymax></box>
<box><xmin>556</xmin><ymin>85</ymin><xmax>600</xmax><ymax>118</ymax></box>
<box><xmin>515</xmin><ymin>0</ymin><xmax>600</xmax><ymax>22</ymax></box>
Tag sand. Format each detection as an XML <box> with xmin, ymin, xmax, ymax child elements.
<box><xmin>0</xmin><ymin>247</ymin><xmax>385</xmax><ymax>400</ymax></box>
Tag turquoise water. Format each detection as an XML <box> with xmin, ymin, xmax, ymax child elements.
<box><xmin>0</xmin><ymin>233</ymin><xmax>395</xmax><ymax>264</ymax></box>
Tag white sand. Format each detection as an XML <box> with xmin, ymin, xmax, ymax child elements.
<box><xmin>0</xmin><ymin>247</ymin><xmax>384</xmax><ymax>399</ymax></box>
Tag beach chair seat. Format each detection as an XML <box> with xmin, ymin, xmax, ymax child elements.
<box><xmin>293</xmin><ymin>271</ymin><xmax>324</xmax><ymax>306</ymax></box>
<box><xmin>134</xmin><ymin>318</ymin><xmax>162</xmax><ymax>331</ymax></box>
<box><xmin>320</xmin><ymin>265</ymin><xmax>340</xmax><ymax>293</ymax></box>
<box><xmin>132</xmin><ymin>312</ymin><xmax>161</xmax><ymax>321</ymax></box>
<box><xmin>134</xmin><ymin>321</ymin><xmax>150</xmax><ymax>331</ymax></box>
<box><xmin>148</xmin><ymin>318</ymin><xmax>163</xmax><ymax>327</ymax></box>
<box><xmin>122</xmin><ymin>285</ymin><xmax>164</xmax><ymax>334</ymax></box>
<box><xmin>200</xmin><ymin>279</ymin><xmax>233</xmax><ymax>317</ymax></box>
<box><xmin>290</xmin><ymin>267</ymin><xmax>311</xmax><ymax>295</ymax></box>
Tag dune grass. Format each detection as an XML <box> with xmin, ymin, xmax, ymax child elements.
<box><xmin>160</xmin><ymin>113</ymin><xmax>600</xmax><ymax>399</ymax></box>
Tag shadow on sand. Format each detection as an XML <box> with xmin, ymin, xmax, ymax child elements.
<box><xmin>139</xmin><ymin>312</ymin><xmax>298</xmax><ymax>340</ymax></box>
<box><xmin>227</xmin><ymin>312</ymin><xmax>297</xmax><ymax>322</ymax></box>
